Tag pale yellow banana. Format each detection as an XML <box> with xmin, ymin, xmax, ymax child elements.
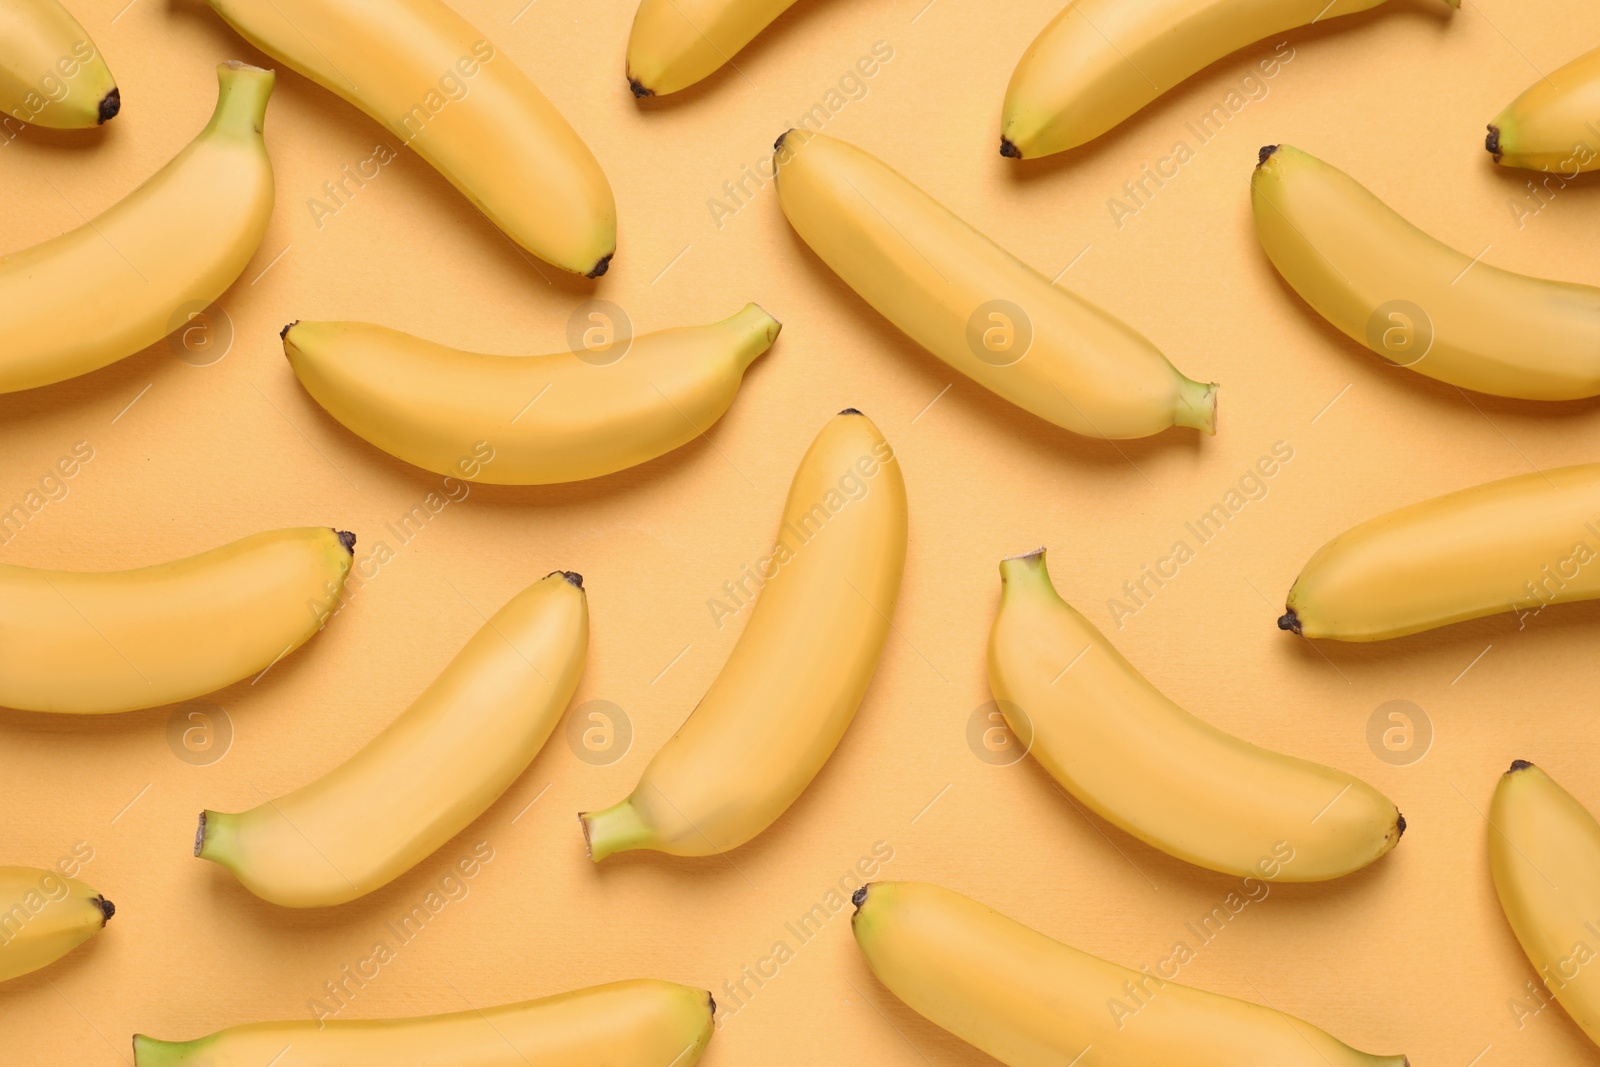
<box><xmin>775</xmin><ymin>130</ymin><xmax>1217</xmax><ymax>440</ymax></box>
<box><xmin>205</xmin><ymin>0</ymin><xmax>615</xmax><ymax>276</ymax></box>
<box><xmin>1281</xmin><ymin>463</ymin><xmax>1600</xmax><ymax>641</ymax></box>
<box><xmin>0</xmin><ymin>62</ymin><xmax>273</xmax><ymax>394</ymax></box>
<box><xmin>1253</xmin><ymin>144</ymin><xmax>1600</xmax><ymax>400</ymax></box>
<box><xmin>0</xmin><ymin>867</ymin><xmax>113</xmax><ymax>982</ymax></box>
<box><xmin>989</xmin><ymin>549</ymin><xmax>1401</xmax><ymax>880</ymax></box>
<box><xmin>1489</xmin><ymin>45</ymin><xmax>1600</xmax><ymax>172</ymax></box>
<box><xmin>0</xmin><ymin>0</ymin><xmax>117</xmax><ymax>127</ymax></box>
<box><xmin>283</xmin><ymin>305</ymin><xmax>779</xmax><ymax>484</ymax></box>
<box><xmin>132</xmin><ymin>979</ymin><xmax>714</xmax><ymax>1066</ymax></box>
<box><xmin>627</xmin><ymin>0</ymin><xmax>802</xmax><ymax>97</ymax></box>
<box><xmin>853</xmin><ymin>881</ymin><xmax>1407</xmax><ymax>1067</ymax></box>
<box><xmin>198</xmin><ymin>571</ymin><xmax>587</xmax><ymax>907</ymax></box>
<box><xmin>581</xmin><ymin>410</ymin><xmax>906</xmax><ymax>859</ymax></box>
<box><xmin>0</xmin><ymin>527</ymin><xmax>353</xmax><ymax>715</ymax></box>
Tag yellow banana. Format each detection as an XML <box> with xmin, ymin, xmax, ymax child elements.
<box><xmin>626</xmin><ymin>0</ymin><xmax>801</xmax><ymax>97</ymax></box>
<box><xmin>581</xmin><ymin>410</ymin><xmax>906</xmax><ymax>859</ymax></box>
<box><xmin>0</xmin><ymin>867</ymin><xmax>113</xmax><ymax>982</ymax></box>
<box><xmin>775</xmin><ymin>130</ymin><xmax>1217</xmax><ymax>440</ymax></box>
<box><xmin>132</xmin><ymin>979</ymin><xmax>714</xmax><ymax>1066</ymax></box>
<box><xmin>989</xmin><ymin>549</ymin><xmax>1401</xmax><ymax>880</ymax></box>
<box><xmin>205</xmin><ymin>0</ymin><xmax>615</xmax><ymax>276</ymax></box>
<box><xmin>198</xmin><ymin>571</ymin><xmax>587</xmax><ymax>907</ymax></box>
<box><xmin>1488</xmin><ymin>45</ymin><xmax>1600</xmax><ymax>173</ymax></box>
<box><xmin>282</xmin><ymin>305</ymin><xmax>779</xmax><ymax>484</ymax></box>
<box><xmin>1280</xmin><ymin>463</ymin><xmax>1600</xmax><ymax>641</ymax></box>
<box><xmin>853</xmin><ymin>881</ymin><xmax>1407</xmax><ymax>1067</ymax></box>
<box><xmin>0</xmin><ymin>527</ymin><xmax>353</xmax><ymax>715</ymax></box>
<box><xmin>1253</xmin><ymin>144</ymin><xmax>1600</xmax><ymax>400</ymax></box>
<box><xmin>0</xmin><ymin>0</ymin><xmax>118</xmax><ymax>127</ymax></box>
<box><xmin>0</xmin><ymin>62</ymin><xmax>273</xmax><ymax>394</ymax></box>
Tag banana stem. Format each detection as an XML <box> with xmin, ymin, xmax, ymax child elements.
<box><xmin>1172</xmin><ymin>378</ymin><xmax>1218</xmax><ymax>435</ymax></box>
<box><xmin>202</xmin><ymin>61</ymin><xmax>275</xmax><ymax>141</ymax></box>
<box><xmin>132</xmin><ymin>1035</ymin><xmax>202</xmax><ymax>1066</ymax></box>
<box><xmin>724</xmin><ymin>304</ymin><xmax>783</xmax><ymax>370</ymax></box>
<box><xmin>580</xmin><ymin>802</ymin><xmax>655</xmax><ymax>861</ymax></box>
<box><xmin>193</xmin><ymin>810</ymin><xmax>238</xmax><ymax>865</ymax></box>
<box><xmin>998</xmin><ymin>547</ymin><xmax>1052</xmax><ymax>593</ymax></box>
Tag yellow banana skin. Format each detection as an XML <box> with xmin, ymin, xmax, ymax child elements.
<box><xmin>198</xmin><ymin>572</ymin><xmax>587</xmax><ymax>907</ymax></box>
<box><xmin>0</xmin><ymin>527</ymin><xmax>353</xmax><ymax>715</ymax></box>
<box><xmin>1489</xmin><ymin>45</ymin><xmax>1600</xmax><ymax>173</ymax></box>
<box><xmin>0</xmin><ymin>62</ymin><xmax>273</xmax><ymax>394</ymax></box>
<box><xmin>283</xmin><ymin>305</ymin><xmax>780</xmax><ymax>485</ymax></box>
<box><xmin>205</xmin><ymin>0</ymin><xmax>615</xmax><ymax>277</ymax></box>
<box><xmin>581</xmin><ymin>411</ymin><xmax>906</xmax><ymax>859</ymax></box>
<box><xmin>1253</xmin><ymin>144</ymin><xmax>1600</xmax><ymax>400</ymax></box>
<box><xmin>854</xmin><ymin>881</ymin><xmax>1407</xmax><ymax>1067</ymax></box>
<box><xmin>1281</xmin><ymin>463</ymin><xmax>1600</xmax><ymax>641</ymax></box>
<box><xmin>0</xmin><ymin>867</ymin><xmax>113</xmax><ymax>982</ymax></box>
<box><xmin>626</xmin><ymin>0</ymin><xmax>802</xmax><ymax>97</ymax></box>
<box><xmin>775</xmin><ymin>130</ymin><xmax>1217</xmax><ymax>440</ymax></box>
<box><xmin>990</xmin><ymin>549</ymin><xmax>1401</xmax><ymax>880</ymax></box>
<box><xmin>132</xmin><ymin>979</ymin><xmax>715</xmax><ymax>1066</ymax></box>
<box><xmin>0</xmin><ymin>0</ymin><xmax>118</xmax><ymax>127</ymax></box>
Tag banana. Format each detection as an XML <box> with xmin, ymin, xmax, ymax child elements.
<box><xmin>132</xmin><ymin>979</ymin><xmax>715</xmax><ymax>1066</ymax></box>
<box><xmin>626</xmin><ymin>0</ymin><xmax>801</xmax><ymax>97</ymax></box>
<box><xmin>0</xmin><ymin>0</ymin><xmax>118</xmax><ymax>127</ymax></box>
<box><xmin>0</xmin><ymin>867</ymin><xmax>113</xmax><ymax>982</ymax></box>
<box><xmin>581</xmin><ymin>410</ymin><xmax>906</xmax><ymax>859</ymax></box>
<box><xmin>283</xmin><ymin>305</ymin><xmax>779</xmax><ymax>485</ymax></box>
<box><xmin>990</xmin><ymin>549</ymin><xmax>1401</xmax><ymax>880</ymax></box>
<box><xmin>1488</xmin><ymin>45</ymin><xmax>1600</xmax><ymax>173</ymax></box>
<box><xmin>0</xmin><ymin>527</ymin><xmax>353</xmax><ymax>715</ymax></box>
<box><xmin>1279</xmin><ymin>463</ymin><xmax>1600</xmax><ymax>641</ymax></box>
<box><xmin>774</xmin><ymin>130</ymin><xmax>1217</xmax><ymax>440</ymax></box>
<box><xmin>197</xmin><ymin>571</ymin><xmax>586</xmax><ymax>907</ymax></box>
<box><xmin>1490</xmin><ymin>761</ymin><xmax>1600</xmax><ymax>1048</ymax></box>
<box><xmin>1001</xmin><ymin>0</ymin><xmax>1454</xmax><ymax>159</ymax></box>
<box><xmin>1253</xmin><ymin>144</ymin><xmax>1600</xmax><ymax>400</ymax></box>
<box><xmin>0</xmin><ymin>62</ymin><xmax>273</xmax><ymax>394</ymax></box>
<box><xmin>204</xmin><ymin>0</ymin><xmax>615</xmax><ymax>276</ymax></box>
<box><xmin>853</xmin><ymin>881</ymin><xmax>1407</xmax><ymax>1067</ymax></box>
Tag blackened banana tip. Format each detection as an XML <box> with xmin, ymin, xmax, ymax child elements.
<box><xmin>1277</xmin><ymin>609</ymin><xmax>1301</xmax><ymax>634</ymax></box>
<box><xmin>999</xmin><ymin>137</ymin><xmax>1021</xmax><ymax>159</ymax></box>
<box><xmin>95</xmin><ymin>895</ymin><xmax>115</xmax><ymax>924</ymax></box>
<box><xmin>852</xmin><ymin>883</ymin><xmax>870</xmax><ymax>911</ymax></box>
<box><xmin>1257</xmin><ymin>144</ymin><xmax>1279</xmax><ymax>166</ymax></box>
<box><xmin>1395</xmin><ymin>812</ymin><xmax>1406</xmax><ymax>838</ymax></box>
<box><xmin>335</xmin><ymin>530</ymin><xmax>357</xmax><ymax>555</ymax></box>
<box><xmin>553</xmin><ymin>570</ymin><xmax>583</xmax><ymax>589</ymax></box>
<box><xmin>628</xmin><ymin>77</ymin><xmax>653</xmax><ymax>99</ymax></box>
<box><xmin>279</xmin><ymin>320</ymin><xmax>298</xmax><ymax>341</ymax></box>
<box><xmin>838</xmin><ymin>407</ymin><xmax>863</xmax><ymax>416</ymax></box>
<box><xmin>1485</xmin><ymin>124</ymin><xmax>1502</xmax><ymax>161</ymax></box>
<box><xmin>98</xmin><ymin>88</ymin><xmax>120</xmax><ymax>124</ymax></box>
<box><xmin>586</xmin><ymin>254</ymin><xmax>612</xmax><ymax>279</ymax></box>
<box><xmin>1509</xmin><ymin>758</ymin><xmax>1534</xmax><ymax>773</ymax></box>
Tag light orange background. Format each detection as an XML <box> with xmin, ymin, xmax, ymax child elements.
<box><xmin>4</xmin><ymin>0</ymin><xmax>1600</xmax><ymax>1062</ymax></box>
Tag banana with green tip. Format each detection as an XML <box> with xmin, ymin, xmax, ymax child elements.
<box><xmin>1488</xmin><ymin>45</ymin><xmax>1600</xmax><ymax>173</ymax></box>
<box><xmin>0</xmin><ymin>867</ymin><xmax>114</xmax><ymax>982</ymax></box>
<box><xmin>0</xmin><ymin>0</ymin><xmax>118</xmax><ymax>127</ymax></box>
<box><xmin>627</xmin><ymin>0</ymin><xmax>802</xmax><ymax>97</ymax></box>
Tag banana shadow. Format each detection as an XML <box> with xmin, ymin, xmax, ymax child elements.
<box><xmin>0</xmin><ymin>316</ymin><xmax>200</xmax><ymax>432</ymax></box>
<box><xmin>0</xmin><ymin>117</ymin><xmax>115</xmax><ymax>158</ymax></box>
<box><xmin>0</xmin><ymin>923</ymin><xmax>114</xmax><ymax>999</ymax></box>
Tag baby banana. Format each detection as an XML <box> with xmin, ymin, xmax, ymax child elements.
<box><xmin>283</xmin><ymin>305</ymin><xmax>779</xmax><ymax>485</ymax></box>
<box><xmin>132</xmin><ymin>979</ymin><xmax>715</xmax><ymax>1066</ymax></box>
<box><xmin>0</xmin><ymin>0</ymin><xmax>118</xmax><ymax>127</ymax></box>
<box><xmin>1488</xmin><ymin>45</ymin><xmax>1600</xmax><ymax>173</ymax></box>
<box><xmin>1252</xmin><ymin>144</ymin><xmax>1600</xmax><ymax>400</ymax></box>
<box><xmin>197</xmin><ymin>571</ymin><xmax>586</xmax><ymax>907</ymax></box>
<box><xmin>989</xmin><ymin>549</ymin><xmax>1401</xmax><ymax>880</ymax></box>
<box><xmin>581</xmin><ymin>410</ymin><xmax>906</xmax><ymax>859</ymax></box>
<box><xmin>0</xmin><ymin>62</ymin><xmax>273</xmax><ymax>394</ymax></box>
<box><xmin>853</xmin><ymin>881</ymin><xmax>1407</xmax><ymax>1067</ymax></box>
<box><xmin>627</xmin><ymin>0</ymin><xmax>802</xmax><ymax>97</ymax></box>
<box><xmin>0</xmin><ymin>867</ymin><xmax>113</xmax><ymax>982</ymax></box>
<box><xmin>775</xmin><ymin>130</ymin><xmax>1217</xmax><ymax>440</ymax></box>
<box><xmin>0</xmin><ymin>527</ymin><xmax>353</xmax><ymax>715</ymax></box>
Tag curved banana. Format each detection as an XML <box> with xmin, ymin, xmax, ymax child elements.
<box><xmin>1253</xmin><ymin>144</ymin><xmax>1600</xmax><ymax>400</ymax></box>
<box><xmin>0</xmin><ymin>62</ymin><xmax>273</xmax><ymax>394</ymax></box>
<box><xmin>1490</xmin><ymin>761</ymin><xmax>1600</xmax><ymax>1048</ymax></box>
<box><xmin>627</xmin><ymin>0</ymin><xmax>802</xmax><ymax>97</ymax></box>
<box><xmin>1280</xmin><ymin>463</ymin><xmax>1600</xmax><ymax>641</ymax></box>
<box><xmin>205</xmin><ymin>0</ymin><xmax>615</xmax><ymax>276</ymax></box>
<box><xmin>775</xmin><ymin>130</ymin><xmax>1216</xmax><ymax>440</ymax></box>
<box><xmin>0</xmin><ymin>0</ymin><xmax>118</xmax><ymax>127</ymax></box>
<box><xmin>197</xmin><ymin>571</ymin><xmax>587</xmax><ymax>907</ymax></box>
<box><xmin>1488</xmin><ymin>45</ymin><xmax>1600</xmax><ymax>173</ymax></box>
<box><xmin>1001</xmin><ymin>0</ymin><xmax>1454</xmax><ymax>159</ymax></box>
<box><xmin>581</xmin><ymin>410</ymin><xmax>906</xmax><ymax>859</ymax></box>
<box><xmin>133</xmin><ymin>979</ymin><xmax>715</xmax><ymax>1066</ymax></box>
<box><xmin>853</xmin><ymin>881</ymin><xmax>1407</xmax><ymax>1067</ymax></box>
<box><xmin>990</xmin><ymin>549</ymin><xmax>1401</xmax><ymax>880</ymax></box>
<box><xmin>283</xmin><ymin>305</ymin><xmax>779</xmax><ymax>484</ymax></box>
<box><xmin>0</xmin><ymin>527</ymin><xmax>353</xmax><ymax>715</ymax></box>
<box><xmin>0</xmin><ymin>867</ymin><xmax>113</xmax><ymax>982</ymax></box>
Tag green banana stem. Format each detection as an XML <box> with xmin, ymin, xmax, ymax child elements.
<box><xmin>580</xmin><ymin>802</ymin><xmax>655</xmax><ymax>861</ymax></box>
<box><xmin>202</xmin><ymin>61</ymin><xmax>275</xmax><ymax>140</ymax></box>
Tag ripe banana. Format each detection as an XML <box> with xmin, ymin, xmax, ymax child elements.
<box><xmin>205</xmin><ymin>0</ymin><xmax>615</xmax><ymax>276</ymax></box>
<box><xmin>132</xmin><ymin>979</ymin><xmax>715</xmax><ymax>1066</ymax></box>
<box><xmin>1490</xmin><ymin>761</ymin><xmax>1600</xmax><ymax>1048</ymax></box>
<box><xmin>581</xmin><ymin>410</ymin><xmax>906</xmax><ymax>859</ymax></box>
<box><xmin>1253</xmin><ymin>144</ymin><xmax>1600</xmax><ymax>400</ymax></box>
<box><xmin>0</xmin><ymin>867</ymin><xmax>113</xmax><ymax>982</ymax></box>
<box><xmin>283</xmin><ymin>305</ymin><xmax>779</xmax><ymax>484</ymax></box>
<box><xmin>1280</xmin><ymin>463</ymin><xmax>1600</xmax><ymax>641</ymax></box>
<box><xmin>853</xmin><ymin>881</ymin><xmax>1407</xmax><ymax>1067</ymax></box>
<box><xmin>990</xmin><ymin>549</ymin><xmax>1401</xmax><ymax>880</ymax></box>
<box><xmin>1001</xmin><ymin>0</ymin><xmax>1454</xmax><ymax>159</ymax></box>
<box><xmin>626</xmin><ymin>0</ymin><xmax>801</xmax><ymax>97</ymax></box>
<box><xmin>1488</xmin><ymin>45</ymin><xmax>1600</xmax><ymax>173</ymax></box>
<box><xmin>0</xmin><ymin>0</ymin><xmax>118</xmax><ymax>127</ymax></box>
<box><xmin>198</xmin><ymin>571</ymin><xmax>586</xmax><ymax>907</ymax></box>
<box><xmin>0</xmin><ymin>62</ymin><xmax>273</xmax><ymax>394</ymax></box>
<box><xmin>0</xmin><ymin>527</ymin><xmax>353</xmax><ymax>715</ymax></box>
<box><xmin>775</xmin><ymin>130</ymin><xmax>1217</xmax><ymax>440</ymax></box>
